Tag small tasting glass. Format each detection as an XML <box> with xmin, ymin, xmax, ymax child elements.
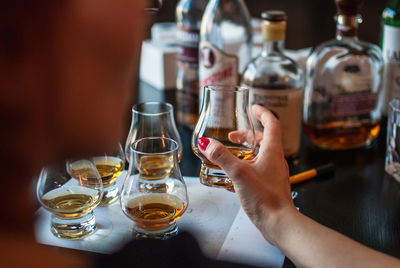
<box><xmin>36</xmin><ymin>160</ymin><xmax>103</xmax><ymax>239</ymax></box>
<box><xmin>191</xmin><ymin>85</ymin><xmax>257</xmax><ymax>189</ymax></box>
<box><xmin>124</xmin><ymin>102</ymin><xmax>183</xmax><ymax>162</ymax></box>
<box><xmin>92</xmin><ymin>143</ymin><xmax>125</xmax><ymax>206</ymax></box>
<box><xmin>121</xmin><ymin>137</ymin><xmax>188</xmax><ymax>239</ymax></box>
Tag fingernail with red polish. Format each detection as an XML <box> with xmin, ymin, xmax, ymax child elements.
<box><xmin>198</xmin><ymin>137</ymin><xmax>210</xmax><ymax>151</ymax></box>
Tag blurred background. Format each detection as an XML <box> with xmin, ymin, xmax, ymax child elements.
<box><xmin>153</xmin><ymin>0</ymin><xmax>385</xmax><ymax>49</ymax></box>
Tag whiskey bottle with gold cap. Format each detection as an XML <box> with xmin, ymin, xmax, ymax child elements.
<box><xmin>242</xmin><ymin>10</ymin><xmax>304</xmax><ymax>159</ymax></box>
<box><xmin>303</xmin><ymin>0</ymin><xmax>384</xmax><ymax>150</ymax></box>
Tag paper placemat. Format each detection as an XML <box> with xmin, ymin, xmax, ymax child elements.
<box><xmin>218</xmin><ymin>207</ymin><xmax>285</xmax><ymax>267</ymax></box>
<box><xmin>35</xmin><ymin>173</ymin><xmax>284</xmax><ymax>267</ymax></box>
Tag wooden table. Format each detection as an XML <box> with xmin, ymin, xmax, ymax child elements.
<box><xmin>138</xmin><ymin>81</ymin><xmax>400</xmax><ymax>267</ymax></box>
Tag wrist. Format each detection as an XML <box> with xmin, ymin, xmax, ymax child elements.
<box><xmin>260</xmin><ymin>204</ymin><xmax>300</xmax><ymax>246</ymax></box>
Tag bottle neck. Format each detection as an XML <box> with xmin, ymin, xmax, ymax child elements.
<box><xmin>335</xmin><ymin>14</ymin><xmax>361</xmax><ymax>41</ymax></box>
<box><xmin>262</xmin><ymin>40</ymin><xmax>285</xmax><ymax>55</ymax></box>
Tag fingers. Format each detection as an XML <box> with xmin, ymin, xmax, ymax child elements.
<box><xmin>228</xmin><ymin>130</ymin><xmax>263</xmax><ymax>146</ymax></box>
<box><xmin>198</xmin><ymin>137</ymin><xmax>245</xmax><ymax>179</ymax></box>
<box><xmin>251</xmin><ymin>104</ymin><xmax>284</xmax><ymax>159</ymax></box>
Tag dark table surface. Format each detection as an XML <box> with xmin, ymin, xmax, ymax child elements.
<box><xmin>138</xmin><ymin>81</ymin><xmax>400</xmax><ymax>267</ymax></box>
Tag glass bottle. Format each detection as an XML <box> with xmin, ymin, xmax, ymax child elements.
<box><xmin>303</xmin><ymin>0</ymin><xmax>384</xmax><ymax>150</ymax></box>
<box><xmin>199</xmin><ymin>0</ymin><xmax>252</xmax><ymax>89</ymax></box>
<box><xmin>381</xmin><ymin>0</ymin><xmax>400</xmax><ymax>114</ymax></box>
<box><xmin>175</xmin><ymin>0</ymin><xmax>208</xmax><ymax>129</ymax></box>
<box><xmin>242</xmin><ymin>10</ymin><xmax>304</xmax><ymax>159</ymax></box>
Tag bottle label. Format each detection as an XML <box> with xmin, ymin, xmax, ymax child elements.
<box><xmin>199</xmin><ymin>41</ymin><xmax>239</xmax><ymax>87</ymax></box>
<box><xmin>249</xmin><ymin>87</ymin><xmax>303</xmax><ymax>157</ymax></box>
<box><xmin>199</xmin><ymin>41</ymin><xmax>239</xmax><ymax>128</ymax></box>
<box><xmin>382</xmin><ymin>25</ymin><xmax>400</xmax><ymax>110</ymax></box>
<box><xmin>332</xmin><ymin>92</ymin><xmax>378</xmax><ymax>117</ymax></box>
<box><xmin>176</xmin><ymin>26</ymin><xmax>200</xmax><ymax>64</ymax></box>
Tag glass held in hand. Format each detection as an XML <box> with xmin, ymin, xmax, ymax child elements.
<box><xmin>191</xmin><ymin>85</ymin><xmax>257</xmax><ymax>189</ymax></box>
<box><xmin>124</xmin><ymin>102</ymin><xmax>183</xmax><ymax>163</ymax></box>
<box><xmin>36</xmin><ymin>160</ymin><xmax>103</xmax><ymax>240</ymax></box>
<box><xmin>120</xmin><ymin>137</ymin><xmax>188</xmax><ymax>239</ymax></box>
<box><xmin>92</xmin><ymin>143</ymin><xmax>125</xmax><ymax>206</ymax></box>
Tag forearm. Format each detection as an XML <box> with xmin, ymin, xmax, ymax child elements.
<box><xmin>268</xmin><ymin>209</ymin><xmax>400</xmax><ymax>268</ymax></box>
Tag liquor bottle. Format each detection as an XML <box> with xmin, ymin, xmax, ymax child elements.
<box><xmin>175</xmin><ymin>0</ymin><xmax>208</xmax><ymax>129</ymax></box>
<box><xmin>199</xmin><ymin>0</ymin><xmax>252</xmax><ymax>89</ymax></box>
<box><xmin>242</xmin><ymin>10</ymin><xmax>304</xmax><ymax>158</ymax></box>
<box><xmin>303</xmin><ymin>0</ymin><xmax>384</xmax><ymax>150</ymax></box>
<box><xmin>381</xmin><ymin>0</ymin><xmax>400</xmax><ymax>114</ymax></box>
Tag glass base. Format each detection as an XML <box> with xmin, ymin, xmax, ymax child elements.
<box><xmin>99</xmin><ymin>185</ymin><xmax>119</xmax><ymax>206</ymax></box>
<box><xmin>51</xmin><ymin>213</ymin><xmax>96</xmax><ymax>240</ymax></box>
<box><xmin>132</xmin><ymin>222</ymin><xmax>178</xmax><ymax>240</ymax></box>
<box><xmin>200</xmin><ymin>163</ymin><xmax>233</xmax><ymax>189</ymax></box>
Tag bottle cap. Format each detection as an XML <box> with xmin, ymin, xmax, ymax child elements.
<box><xmin>261</xmin><ymin>10</ymin><xmax>287</xmax><ymax>42</ymax></box>
<box><xmin>335</xmin><ymin>0</ymin><xmax>363</xmax><ymax>16</ymax></box>
<box><xmin>261</xmin><ymin>10</ymin><xmax>288</xmax><ymax>22</ymax></box>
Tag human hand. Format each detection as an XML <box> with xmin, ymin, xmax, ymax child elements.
<box><xmin>197</xmin><ymin>104</ymin><xmax>297</xmax><ymax>245</ymax></box>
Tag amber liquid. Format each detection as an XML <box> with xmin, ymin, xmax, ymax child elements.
<box><xmin>193</xmin><ymin>146</ymin><xmax>254</xmax><ymax>188</ymax></box>
<box><xmin>303</xmin><ymin>120</ymin><xmax>380</xmax><ymax>150</ymax></box>
<box><xmin>93</xmin><ymin>156</ymin><xmax>124</xmax><ymax>187</ymax></box>
<box><xmin>193</xmin><ymin>146</ymin><xmax>254</xmax><ymax>169</ymax></box>
<box><xmin>124</xmin><ymin>194</ymin><xmax>186</xmax><ymax>231</ymax></box>
<box><xmin>42</xmin><ymin>190</ymin><xmax>99</xmax><ymax>219</ymax></box>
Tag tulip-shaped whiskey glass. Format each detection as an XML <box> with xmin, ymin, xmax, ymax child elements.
<box><xmin>121</xmin><ymin>137</ymin><xmax>188</xmax><ymax>239</ymax></box>
<box><xmin>124</xmin><ymin>102</ymin><xmax>183</xmax><ymax>162</ymax></box>
<box><xmin>192</xmin><ymin>86</ymin><xmax>256</xmax><ymax>189</ymax></box>
<box><xmin>36</xmin><ymin>160</ymin><xmax>103</xmax><ymax>239</ymax></box>
<box><xmin>92</xmin><ymin>143</ymin><xmax>125</xmax><ymax>206</ymax></box>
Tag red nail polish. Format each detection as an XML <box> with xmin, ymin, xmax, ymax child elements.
<box><xmin>198</xmin><ymin>137</ymin><xmax>210</xmax><ymax>151</ymax></box>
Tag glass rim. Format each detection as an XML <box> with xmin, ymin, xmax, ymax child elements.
<box><xmin>204</xmin><ymin>85</ymin><xmax>249</xmax><ymax>92</ymax></box>
<box><xmin>130</xmin><ymin>137</ymin><xmax>179</xmax><ymax>156</ymax></box>
<box><xmin>389</xmin><ymin>98</ymin><xmax>400</xmax><ymax>113</ymax></box>
<box><xmin>132</xmin><ymin>102</ymin><xmax>173</xmax><ymax>116</ymax></box>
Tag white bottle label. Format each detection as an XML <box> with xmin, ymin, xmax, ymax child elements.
<box><xmin>199</xmin><ymin>41</ymin><xmax>239</xmax><ymax>88</ymax></box>
<box><xmin>199</xmin><ymin>41</ymin><xmax>238</xmax><ymax>128</ymax></box>
<box><xmin>382</xmin><ymin>25</ymin><xmax>400</xmax><ymax>113</ymax></box>
<box><xmin>249</xmin><ymin>87</ymin><xmax>303</xmax><ymax>157</ymax></box>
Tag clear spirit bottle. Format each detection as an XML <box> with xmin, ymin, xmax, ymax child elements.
<box><xmin>198</xmin><ymin>0</ymin><xmax>252</xmax><ymax>125</ymax></box>
<box><xmin>199</xmin><ymin>0</ymin><xmax>252</xmax><ymax>88</ymax></box>
<box><xmin>175</xmin><ymin>0</ymin><xmax>208</xmax><ymax>129</ymax></box>
<box><xmin>242</xmin><ymin>10</ymin><xmax>304</xmax><ymax>158</ymax></box>
<box><xmin>303</xmin><ymin>0</ymin><xmax>384</xmax><ymax>150</ymax></box>
<box><xmin>381</xmin><ymin>0</ymin><xmax>400</xmax><ymax>114</ymax></box>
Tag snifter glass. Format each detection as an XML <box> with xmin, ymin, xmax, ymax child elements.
<box><xmin>192</xmin><ymin>86</ymin><xmax>256</xmax><ymax>189</ymax></box>
<box><xmin>36</xmin><ymin>160</ymin><xmax>103</xmax><ymax>239</ymax></box>
<box><xmin>121</xmin><ymin>137</ymin><xmax>188</xmax><ymax>239</ymax></box>
<box><xmin>124</xmin><ymin>102</ymin><xmax>183</xmax><ymax>162</ymax></box>
<box><xmin>92</xmin><ymin>143</ymin><xmax>125</xmax><ymax>206</ymax></box>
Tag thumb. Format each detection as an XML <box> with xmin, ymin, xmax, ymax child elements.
<box><xmin>197</xmin><ymin>137</ymin><xmax>241</xmax><ymax>172</ymax></box>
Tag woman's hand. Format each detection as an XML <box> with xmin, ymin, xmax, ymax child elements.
<box><xmin>199</xmin><ymin>105</ymin><xmax>400</xmax><ymax>268</ymax></box>
<box><xmin>197</xmin><ymin>104</ymin><xmax>297</xmax><ymax>244</ymax></box>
